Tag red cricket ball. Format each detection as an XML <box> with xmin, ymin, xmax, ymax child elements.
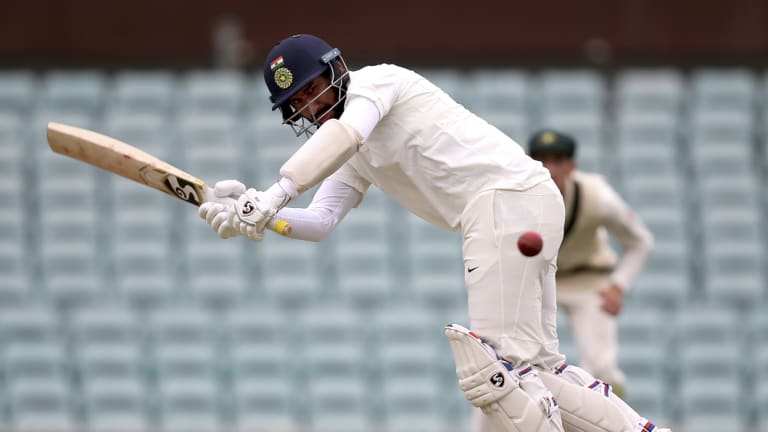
<box><xmin>517</xmin><ymin>231</ymin><xmax>543</xmax><ymax>257</ymax></box>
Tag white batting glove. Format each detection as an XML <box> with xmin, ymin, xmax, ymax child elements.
<box><xmin>198</xmin><ymin>180</ymin><xmax>247</xmax><ymax>239</ymax></box>
<box><xmin>234</xmin><ymin>182</ymin><xmax>292</xmax><ymax>238</ymax></box>
<box><xmin>213</xmin><ymin>179</ymin><xmax>246</xmax><ymax>199</ymax></box>
<box><xmin>198</xmin><ymin>202</ymin><xmax>240</xmax><ymax>239</ymax></box>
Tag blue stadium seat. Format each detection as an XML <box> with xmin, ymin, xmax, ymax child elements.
<box><xmin>222</xmin><ymin>303</ymin><xmax>289</xmax><ymax>348</ymax></box>
<box><xmin>76</xmin><ymin>343</ymin><xmax>145</xmax><ymax>385</ymax></box>
<box><xmin>6</xmin><ymin>376</ymin><xmax>77</xmax><ymax>432</ymax></box>
<box><xmin>629</xmin><ymin>240</ymin><xmax>691</xmax><ymax>307</ymax></box>
<box><xmin>111</xmin><ymin>208</ymin><xmax>176</xmax><ymax>306</ymax></box>
<box><xmin>176</xmin><ymin>69</ymin><xmax>246</xmax><ymax>115</ymax></box>
<box><xmin>182</xmin><ymin>221</ymin><xmax>249</xmax><ymax>306</ymax></box>
<box><xmin>40</xmin><ymin>70</ymin><xmax>107</xmax><ymax>114</ymax></box>
<box><xmin>232</xmin><ymin>378</ymin><xmax>298</xmax><ymax>432</ymax></box>
<box><xmin>3</xmin><ymin>342</ymin><xmax>69</xmax><ymax>384</ymax></box>
<box><xmin>678</xmin><ymin>379</ymin><xmax>746</xmax><ymax>432</ymax></box>
<box><xmin>536</xmin><ymin>69</ymin><xmax>606</xmax><ymax>118</ymax></box>
<box><xmin>102</xmin><ymin>110</ymin><xmax>174</xmax><ymax>160</ymax></box>
<box><xmin>110</xmin><ymin>70</ymin><xmax>176</xmax><ymax>115</ymax></box>
<box><xmin>155</xmin><ymin>376</ymin><xmax>223</xmax><ymax>432</ymax></box>
<box><xmin>306</xmin><ymin>376</ymin><xmax>371</xmax><ymax>432</ymax></box>
<box><xmin>405</xmin><ymin>214</ymin><xmax>464</xmax><ymax>308</ymax></box>
<box><xmin>176</xmin><ymin>111</ymin><xmax>245</xmax><ymax>183</ymax></box>
<box><xmin>674</xmin><ymin>304</ymin><xmax>741</xmax><ymax>346</ymax></box>
<box><xmin>261</xmin><ymin>238</ymin><xmax>324</xmax><ymax>306</ymax></box>
<box><xmin>81</xmin><ymin>377</ymin><xmax>150</xmax><ymax>432</ymax></box>
<box><xmin>0</xmin><ymin>305</ymin><xmax>61</xmax><ymax>347</ymax></box>
<box><xmin>465</xmin><ymin>69</ymin><xmax>530</xmax><ymax>118</ymax></box>
<box><xmin>690</xmin><ymin>67</ymin><xmax>757</xmax><ymax>114</ymax></box>
<box><xmin>0</xmin><ymin>226</ymin><xmax>31</xmax><ymax>304</ymax></box>
<box><xmin>333</xmin><ymin>209</ymin><xmax>397</xmax><ymax>306</ymax></box>
<box><xmin>616</xmin><ymin>112</ymin><xmax>680</xmax><ymax>178</ymax></box>
<box><xmin>615</xmin><ymin>68</ymin><xmax>685</xmax><ymax>116</ymax></box>
<box><xmin>381</xmin><ymin>377</ymin><xmax>445</xmax><ymax>432</ymax></box>
<box><xmin>0</xmin><ymin>70</ymin><xmax>37</xmax><ymax>114</ymax></box>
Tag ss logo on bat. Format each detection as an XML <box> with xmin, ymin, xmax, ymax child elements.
<box><xmin>165</xmin><ymin>175</ymin><xmax>202</xmax><ymax>206</ymax></box>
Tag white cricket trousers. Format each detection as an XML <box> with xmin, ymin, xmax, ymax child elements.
<box><xmin>460</xmin><ymin>180</ymin><xmax>566</xmax><ymax>370</ymax></box>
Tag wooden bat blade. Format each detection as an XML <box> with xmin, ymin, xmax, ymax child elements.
<box><xmin>46</xmin><ymin>122</ymin><xmax>291</xmax><ymax>236</ymax></box>
<box><xmin>47</xmin><ymin>122</ymin><xmax>210</xmax><ymax>203</ymax></box>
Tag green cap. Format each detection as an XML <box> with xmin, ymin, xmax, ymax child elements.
<box><xmin>527</xmin><ymin>130</ymin><xmax>577</xmax><ymax>158</ymax></box>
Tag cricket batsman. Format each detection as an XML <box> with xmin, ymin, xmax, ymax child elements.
<box><xmin>199</xmin><ymin>34</ymin><xmax>670</xmax><ymax>432</ymax></box>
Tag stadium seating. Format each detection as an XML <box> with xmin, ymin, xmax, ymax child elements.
<box><xmin>0</xmin><ymin>65</ymin><xmax>766</xmax><ymax>431</ymax></box>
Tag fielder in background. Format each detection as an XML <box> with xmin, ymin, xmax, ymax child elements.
<box><xmin>199</xmin><ymin>33</ymin><xmax>670</xmax><ymax>432</ymax></box>
<box><xmin>527</xmin><ymin>130</ymin><xmax>655</xmax><ymax>399</ymax></box>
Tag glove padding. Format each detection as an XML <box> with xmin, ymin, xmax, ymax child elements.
<box><xmin>234</xmin><ymin>183</ymin><xmax>292</xmax><ymax>238</ymax></box>
<box><xmin>198</xmin><ymin>179</ymin><xmax>264</xmax><ymax>242</ymax></box>
<box><xmin>199</xmin><ymin>202</ymin><xmax>243</xmax><ymax>239</ymax></box>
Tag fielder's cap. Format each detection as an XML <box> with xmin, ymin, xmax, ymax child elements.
<box><xmin>527</xmin><ymin>129</ymin><xmax>577</xmax><ymax>158</ymax></box>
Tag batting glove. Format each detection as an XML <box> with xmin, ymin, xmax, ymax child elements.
<box><xmin>199</xmin><ymin>202</ymin><xmax>241</xmax><ymax>239</ymax></box>
<box><xmin>212</xmin><ymin>179</ymin><xmax>246</xmax><ymax>199</ymax></box>
<box><xmin>234</xmin><ymin>182</ymin><xmax>292</xmax><ymax>238</ymax></box>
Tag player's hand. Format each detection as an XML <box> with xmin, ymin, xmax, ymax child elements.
<box><xmin>599</xmin><ymin>284</ymin><xmax>624</xmax><ymax>316</ymax></box>
<box><xmin>199</xmin><ymin>202</ymin><xmax>240</xmax><ymax>239</ymax></box>
<box><xmin>213</xmin><ymin>179</ymin><xmax>247</xmax><ymax>199</ymax></box>
<box><xmin>234</xmin><ymin>183</ymin><xmax>292</xmax><ymax>235</ymax></box>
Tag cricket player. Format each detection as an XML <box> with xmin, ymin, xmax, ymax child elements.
<box><xmin>199</xmin><ymin>34</ymin><xmax>670</xmax><ymax>432</ymax></box>
<box><xmin>527</xmin><ymin>130</ymin><xmax>655</xmax><ymax>399</ymax></box>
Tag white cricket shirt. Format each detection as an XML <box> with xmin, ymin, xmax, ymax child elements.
<box><xmin>329</xmin><ymin>64</ymin><xmax>550</xmax><ymax>230</ymax></box>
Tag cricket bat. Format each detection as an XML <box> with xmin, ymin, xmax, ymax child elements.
<box><xmin>46</xmin><ymin>122</ymin><xmax>291</xmax><ymax>236</ymax></box>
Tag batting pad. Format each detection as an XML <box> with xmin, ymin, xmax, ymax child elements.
<box><xmin>539</xmin><ymin>368</ymin><xmax>641</xmax><ymax>432</ymax></box>
<box><xmin>444</xmin><ymin>324</ymin><xmax>553</xmax><ymax>432</ymax></box>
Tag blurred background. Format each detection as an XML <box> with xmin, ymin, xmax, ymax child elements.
<box><xmin>0</xmin><ymin>1</ymin><xmax>766</xmax><ymax>431</ymax></box>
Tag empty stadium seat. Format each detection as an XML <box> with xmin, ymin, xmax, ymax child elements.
<box><xmin>6</xmin><ymin>376</ymin><xmax>77</xmax><ymax>432</ymax></box>
<box><xmin>615</xmin><ymin>68</ymin><xmax>685</xmax><ymax>116</ymax></box>
<box><xmin>40</xmin><ymin>70</ymin><xmax>107</xmax><ymax>114</ymax></box>
<box><xmin>81</xmin><ymin>377</ymin><xmax>150</xmax><ymax>432</ymax></box>
<box><xmin>690</xmin><ymin>67</ymin><xmax>757</xmax><ymax>114</ymax></box>
<box><xmin>232</xmin><ymin>378</ymin><xmax>298</xmax><ymax>432</ymax></box>
<box><xmin>0</xmin><ymin>70</ymin><xmax>37</xmax><ymax>114</ymax></box>
<box><xmin>261</xmin><ymin>237</ymin><xmax>324</xmax><ymax>305</ymax></box>
<box><xmin>176</xmin><ymin>69</ymin><xmax>247</xmax><ymax>115</ymax></box>
<box><xmin>110</xmin><ymin>70</ymin><xmax>177</xmax><ymax>115</ymax></box>
<box><xmin>405</xmin><ymin>214</ymin><xmax>464</xmax><ymax>308</ymax></box>
<box><xmin>333</xmin><ymin>209</ymin><xmax>397</xmax><ymax>306</ymax></box>
<box><xmin>465</xmin><ymin>69</ymin><xmax>530</xmax><ymax>118</ymax></box>
<box><xmin>536</xmin><ymin>69</ymin><xmax>606</xmax><ymax>118</ymax></box>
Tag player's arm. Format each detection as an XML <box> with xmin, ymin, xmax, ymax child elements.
<box><xmin>233</xmin><ymin>96</ymin><xmax>380</xmax><ymax>235</ymax></box>
<box><xmin>599</xmin><ymin>183</ymin><xmax>655</xmax><ymax>292</ymax></box>
<box><xmin>276</xmin><ymin>179</ymin><xmax>363</xmax><ymax>242</ymax></box>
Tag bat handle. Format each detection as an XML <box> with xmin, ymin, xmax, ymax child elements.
<box><xmin>268</xmin><ymin>218</ymin><xmax>292</xmax><ymax>236</ymax></box>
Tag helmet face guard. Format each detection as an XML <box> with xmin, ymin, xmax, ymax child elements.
<box><xmin>280</xmin><ymin>55</ymin><xmax>349</xmax><ymax>137</ymax></box>
<box><xmin>264</xmin><ymin>35</ymin><xmax>350</xmax><ymax>137</ymax></box>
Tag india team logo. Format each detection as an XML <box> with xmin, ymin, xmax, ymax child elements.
<box><xmin>274</xmin><ymin>67</ymin><xmax>293</xmax><ymax>89</ymax></box>
<box><xmin>270</xmin><ymin>55</ymin><xmax>294</xmax><ymax>89</ymax></box>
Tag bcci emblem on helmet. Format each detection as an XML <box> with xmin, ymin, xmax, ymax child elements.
<box><xmin>274</xmin><ymin>67</ymin><xmax>294</xmax><ymax>89</ymax></box>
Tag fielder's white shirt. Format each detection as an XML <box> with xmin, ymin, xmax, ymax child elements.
<box><xmin>328</xmin><ymin>64</ymin><xmax>550</xmax><ymax>230</ymax></box>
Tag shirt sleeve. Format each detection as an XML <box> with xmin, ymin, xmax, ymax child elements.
<box><xmin>340</xmin><ymin>95</ymin><xmax>381</xmax><ymax>141</ymax></box>
<box><xmin>275</xmin><ymin>179</ymin><xmax>363</xmax><ymax>242</ymax></box>
<box><xmin>599</xmin><ymin>183</ymin><xmax>655</xmax><ymax>291</ymax></box>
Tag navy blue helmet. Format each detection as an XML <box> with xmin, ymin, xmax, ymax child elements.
<box><xmin>263</xmin><ymin>34</ymin><xmax>349</xmax><ymax>136</ymax></box>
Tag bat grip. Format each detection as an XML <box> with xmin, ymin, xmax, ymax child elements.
<box><xmin>267</xmin><ymin>218</ymin><xmax>292</xmax><ymax>236</ymax></box>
